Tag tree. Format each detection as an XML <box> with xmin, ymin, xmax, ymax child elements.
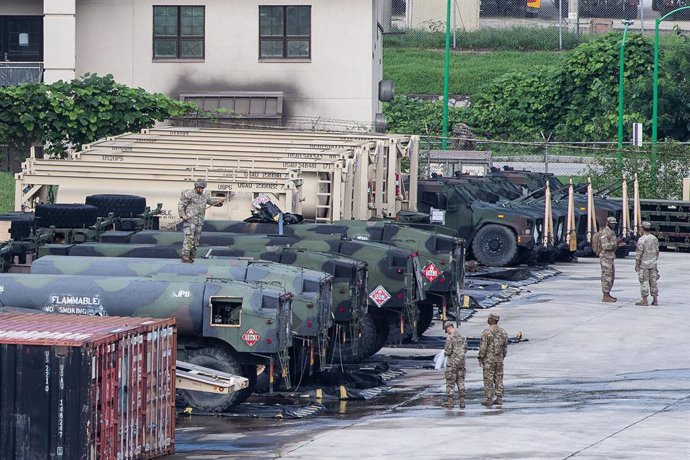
<box><xmin>0</xmin><ymin>74</ymin><xmax>195</xmax><ymax>169</ymax></box>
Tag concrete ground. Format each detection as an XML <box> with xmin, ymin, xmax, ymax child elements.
<box><xmin>275</xmin><ymin>252</ymin><xmax>690</xmax><ymax>459</ymax></box>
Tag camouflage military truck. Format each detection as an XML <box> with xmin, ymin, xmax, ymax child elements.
<box><xmin>0</xmin><ymin>273</ymin><xmax>292</xmax><ymax>411</ymax></box>
<box><xmin>55</xmin><ymin>243</ymin><xmax>371</xmax><ymax>363</ymax></box>
<box><xmin>201</xmin><ymin>219</ymin><xmax>465</xmax><ymax>335</ymax></box>
<box><xmin>124</xmin><ymin>231</ymin><xmax>425</xmax><ymax>345</ymax></box>
<box><xmin>30</xmin><ymin>255</ymin><xmax>332</xmax><ymax>377</ymax></box>
<box><xmin>401</xmin><ymin>179</ymin><xmax>539</xmax><ymax>267</ymax></box>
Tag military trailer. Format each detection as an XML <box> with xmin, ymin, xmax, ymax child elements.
<box><xmin>0</xmin><ymin>273</ymin><xmax>293</xmax><ymax>411</ymax></box>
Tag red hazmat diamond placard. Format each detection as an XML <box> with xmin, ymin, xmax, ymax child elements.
<box><xmin>369</xmin><ymin>285</ymin><xmax>391</xmax><ymax>307</ymax></box>
<box><xmin>242</xmin><ymin>328</ymin><xmax>261</xmax><ymax>347</ymax></box>
<box><xmin>422</xmin><ymin>263</ymin><xmax>441</xmax><ymax>283</ymax></box>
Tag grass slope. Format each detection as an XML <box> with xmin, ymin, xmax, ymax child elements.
<box><xmin>384</xmin><ymin>48</ymin><xmax>565</xmax><ymax>98</ymax></box>
<box><xmin>0</xmin><ymin>172</ymin><xmax>14</xmax><ymax>213</ymax></box>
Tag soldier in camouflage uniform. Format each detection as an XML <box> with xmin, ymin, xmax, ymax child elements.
<box><xmin>178</xmin><ymin>179</ymin><xmax>223</xmax><ymax>263</ymax></box>
<box><xmin>600</xmin><ymin>216</ymin><xmax>624</xmax><ymax>302</ymax></box>
<box><xmin>635</xmin><ymin>221</ymin><xmax>660</xmax><ymax>306</ymax></box>
<box><xmin>443</xmin><ymin>321</ymin><xmax>467</xmax><ymax>408</ymax></box>
<box><xmin>478</xmin><ymin>313</ymin><xmax>508</xmax><ymax>407</ymax></box>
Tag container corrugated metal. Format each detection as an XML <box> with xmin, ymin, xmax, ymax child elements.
<box><xmin>0</xmin><ymin>312</ymin><xmax>176</xmax><ymax>460</ymax></box>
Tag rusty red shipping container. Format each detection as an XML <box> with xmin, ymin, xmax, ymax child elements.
<box><xmin>0</xmin><ymin>312</ymin><xmax>176</xmax><ymax>459</ymax></box>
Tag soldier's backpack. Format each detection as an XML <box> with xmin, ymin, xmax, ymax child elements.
<box><xmin>591</xmin><ymin>230</ymin><xmax>603</xmax><ymax>256</ymax></box>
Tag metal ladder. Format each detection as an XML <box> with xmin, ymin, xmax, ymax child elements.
<box><xmin>315</xmin><ymin>171</ymin><xmax>333</xmax><ymax>223</ymax></box>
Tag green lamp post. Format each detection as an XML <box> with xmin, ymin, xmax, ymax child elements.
<box><xmin>442</xmin><ymin>0</ymin><xmax>451</xmax><ymax>150</ymax></box>
<box><xmin>617</xmin><ymin>20</ymin><xmax>634</xmax><ymax>178</ymax></box>
<box><xmin>652</xmin><ymin>6</ymin><xmax>690</xmax><ymax>191</ymax></box>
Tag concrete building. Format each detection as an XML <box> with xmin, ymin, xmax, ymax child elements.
<box><xmin>0</xmin><ymin>0</ymin><xmax>387</xmax><ymax>125</ymax></box>
<box><xmin>399</xmin><ymin>0</ymin><xmax>480</xmax><ymax>32</ymax></box>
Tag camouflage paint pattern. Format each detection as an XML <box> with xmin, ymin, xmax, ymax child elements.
<box><xmin>0</xmin><ymin>273</ymin><xmax>292</xmax><ymax>359</ymax></box>
<box><xmin>30</xmin><ymin>256</ymin><xmax>332</xmax><ymax>338</ymax></box>
<box><xmin>201</xmin><ymin>220</ymin><xmax>465</xmax><ymax>307</ymax></box>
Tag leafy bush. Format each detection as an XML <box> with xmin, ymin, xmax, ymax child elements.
<box><xmin>384</xmin><ymin>96</ymin><xmax>467</xmax><ymax>137</ymax></box>
<box><xmin>384</xmin><ymin>27</ymin><xmax>586</xmax><ymax>51</ymax></box>
<box><xmin>0</xmin><ymin>74</ymin><xmax>195</xmax><ymax>158</ymax></box>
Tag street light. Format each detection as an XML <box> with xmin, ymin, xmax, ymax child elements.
<box><xmin>617</xmin><ymin>20</ymin><xmax>634</xmax><ymax>178</ymax></box>
<box><xmin>442</xmin><ymin>0</ymin><xmax>451</xmax><ymax>150</ymax></box>
<box><xmin>652</xmin><ymin>6</ymin><xmax>690</xmax><ymax>191</ymax></box>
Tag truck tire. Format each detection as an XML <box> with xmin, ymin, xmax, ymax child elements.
<box><xmin>472</xmin><ymin>224</ymin><xmax>519</xmax><ymax>267</ymax></box>
<box><xmin>386</xmin><ymin>312</ymin><xmax>415</xmax><ymax>345</ymax></box>
<box><xmin>178</xmin><ymin>347</ymin><xmax>247</xmax><ymax>412</ymax></box>
<box><xmin>335</xmin><ymin>313</ymin><xmax>379</xmax><ymax>363</ymax></box>
<box><xmin>417</xmin><ymin>302</ymin><xmax>435</xmax><ymax>336</ymax></box>
<box><xmin>85</xmin><ymin>194</ymin><xmax>147</xmax><ymax>217</ymax></box>
<box><xmin>35</xmin><ymin>203</ymin><xmax>98</xmax><ymax>229</ymax></box>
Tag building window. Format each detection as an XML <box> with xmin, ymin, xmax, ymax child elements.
<box><xmin>153</xmin><ymin>6</ymin><xmax>204</xmax><ymax>59</ymax></box>
<box><xmin>259</xmin><ymin>6</ymin><xmax>311</xmax><ymax>59</ymax></box>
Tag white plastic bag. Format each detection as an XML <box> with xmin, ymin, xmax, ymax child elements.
<box><xmin>434</xmin><ymin>351</ymin><xmax>447</xmax><ymax>370</ymax></box>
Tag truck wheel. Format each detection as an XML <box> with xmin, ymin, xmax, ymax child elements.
<box><xmin>386</xmin><ymin>312</ymin><xmax>415</xmax><ymax>345</ymax></box>
<box><xmin>472</xmin><ymin>224</ymin><xmax>519</xmax><ymax>267</ymax></box>
<box><xmin>85</xmin><ymin>194</ymin><xmax>147</xmax><ymax>217</ymax></box>
<box><xmin>335</xmin><ymin>313</ymin><xmax>378</xmax><ymax>363</ymax></box>
<box><xmin>417</xmin><ymin>302</ymin><xmax>435</xmax><ymax>336</ymax></box>
<box><xmin>370</xmin><ymin>315</ymin><xmax>390</xmax><ymax>355</ymax></box>
<box><xmin>35</xmin><ymin>203</ymin><xmax>98</xmax><ymax>229</ymax></box>
<box><xmin>178</xmin><ymin>347</ymin><xmax>247</xmax><ymax>412</ymax></box>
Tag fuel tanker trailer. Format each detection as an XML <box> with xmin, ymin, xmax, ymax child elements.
<box><xmin>201</xmin><ymin>219</ymin><xmax>466</xmax><ymax>335</ymax></box>
<box><xmin>0</xmin><ymin>273</ymin><xmax>292</xmax><ymax>411</ymax></box>
<box><xmin>125</xmin><ymin>231</ymin><xmax>426</xmax><ymax>345</ymax></box>
<box><xmin>50</xmin><ymin>243</ymin><xmax>372</xmax><ymax>362</ymax></box>
<box><xmin>31</xmin><ymin>255</ymin><xmax>333</xmax><ymax>375</ymax></box>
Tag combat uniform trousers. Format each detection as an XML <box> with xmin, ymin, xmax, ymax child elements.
<box><xmin>600</xmin><ymin>254</ymin><xmax>615</xmax><ymax>294</ymax></box>
<box><xmin>182</xmin><ymin>221</ymin><xmax>203</xmax><ymax>260</ymax></box>
<box><xmin>445</xmin><ymin>365</ymin><xmax>465</xmax><ymax>406</ymax></box>
<box><xmin>639</xmin><ymin>267</ymin><xmax>659</xmax><ymax>298</ymax></box>
<box><xmin>482</xmin><ymin>360</ymin><xmax>504</xmax><ymax>401</ymax></box>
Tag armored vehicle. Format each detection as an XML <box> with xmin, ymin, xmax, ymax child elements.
<box><xmin>0</xmin><ymin>273</ymin><xmax>292</xmax><ymax>411</ymax></box>
<box><xmin>31</xmin><ymin>255</ymin><xmax>332</xmax><ymax>375</ymax></box>
<box><xmin>402</xmin><ymin>179</ymin><xmax>538</xmax><ymax>267</ymax></box>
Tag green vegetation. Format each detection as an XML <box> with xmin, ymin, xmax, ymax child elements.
<box><xmin>384</xmin><ymin>48</ymin><xmax>564</xmax><ymax>99</ymax></box>
<box><xmin>0</xmin><ymin>74</ymin><xmax>195</xmax><ymax>159</ymax></box>
<box><xmin>0</xmin><ymin>172</ymin><xmax>13</xmax><ymax>214</ymax></box>
<box><xmin>384</xmin><ymin>27</ymin><xmax>588</xmax><ymax>51</ymax></box>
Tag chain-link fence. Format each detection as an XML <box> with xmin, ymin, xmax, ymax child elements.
<box><xmin>417</xmin><ymin>135</ymin><xmax>690</xmax><ymax>200</ymax></box>
<box><xmin>387</xmin><ymin>0</ymin><xmax>690</xmax><ymax>51</ymax></box>
<box><xmin>0</xmin><ymin>144</ymin><xmax>29</xmax><ymax>173</ymax></box>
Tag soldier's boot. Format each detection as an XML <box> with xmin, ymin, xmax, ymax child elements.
<box><xmin>481</xmin><ymin>398</ymin><xmax>493</xmax><ymax>407</ymax></box>
<box><xmin>602</xmin><ymin>293</ymin><xmax>617</xmax><ymax>302</ymax></box>
<box><xmin>458</xmin><ymin>397</ymin><xmax>465</xmax><ymax>409</ymax></box>
<box><xmin>493</xmin><ymin>397</ymin><xmax>503</xmax><ymax>406</ymax></box>
<box><xmin>181</xmin><ymin>254</ymin><xmax>192</xmax><ymax>264</ymax></box>
<box><xmin>635</xmin><ymin>297</ymin><xmax>649</xmax><ymax>306</ymax></box>
<box><xmin>651</xmin><ymin>296</ymin><xmax>658</xmax><ymax>306</ymax></box>
<box><xmin>445</xmin><ymin>396</ymin><xmax>454</xmax><ymax>409</ymax></box>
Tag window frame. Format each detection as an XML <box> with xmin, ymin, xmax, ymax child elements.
<box><xmin>152</xmin><ymin>5</ymin><xmax>205</xmax><ymax>61</ymax></box>
<box><xmin>258</xmin><ymin>5</ymin><xmax>311</xmax><ymax>60</ymax></box>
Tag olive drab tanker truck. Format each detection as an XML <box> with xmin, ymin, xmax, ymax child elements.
<box><xmin>52</xmin><ymin>243</ymin><xmax>371</xmax><ymax>362</ymax></box>
<box><xmin>0</xmin><ymin>273</ymin><xmax>292</xmax><ymax>411</ymax></box>
<box><xmin>201</xmin><ymin>219</ymin><xmax>465</xmax><ymax>335</ymax></box>
<box><xmin>30</xmin><ymin>255</ymin><xmax>334</xmax><ymax>377</ymax></box>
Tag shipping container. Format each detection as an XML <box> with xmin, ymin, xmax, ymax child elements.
<box><xmin>0</xmin><ymin>312</ymin><xmax>176</xmax><ymax>460</ymax></box>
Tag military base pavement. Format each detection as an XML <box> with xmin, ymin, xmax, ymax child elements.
<box><xmin>174</xmin><ymin>252</ymin><xmax>690</xmax><ymax>459</ymax></box>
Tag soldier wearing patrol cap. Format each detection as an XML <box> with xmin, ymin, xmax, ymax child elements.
<box><xmin>443</xmin><ymin>321</ymin><xmax>467</xmax><ymax>409</ymax></box>
<box><xmin>599</xmin><ymin>216</ymin><xmax>625</xmax><ymax>302</ymax></box>
<box><xmin>635</xmin><ymin>221</ymin><xmax>660</xmax><ymax>306</ymax></box>
<box><xmin>478</xmin><ymin>313</ymin><xmax>508</xmax><ymax>407</ymax></box>
<box><xmin>178</xmin><ymin>179</ymin><xmax>223</xmax><ymax>263</ymax></box>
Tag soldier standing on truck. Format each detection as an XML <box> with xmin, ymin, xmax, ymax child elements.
<box><xmin>178</xmin><ymin>179</ymin><xmax>223</xmax><ymax>263</ymax></box>
<box><xmin>599</xmin><ymin>217</ymin><xmax>625</xmax><ymax>302</ymax></box>
<box><xmin>443</xmin><ymin>321</ymin><xmax>467</xmax><ymax>409</ymax></box>
<box><xmin>635</xmin><ymin>221</ymin><xmax>660</xmax><ymax>306</ymax></box>
<box><xmin>478</xmin><ymin>313</ymin><xmax>508</xmax><ymax>407</ymax></box>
